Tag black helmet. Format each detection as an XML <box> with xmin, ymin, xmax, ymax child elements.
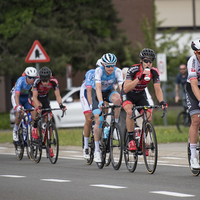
<box><xmin>139</xmin><ymin>48</ymin><xmax>156</xmax><ymax>60</ymax></box>
<box><xmin>39</xmin><ymin>66</ymin><xmax>52</xmax><ymax>81</ymax></box>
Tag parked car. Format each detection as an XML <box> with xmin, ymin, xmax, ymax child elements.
<box><xmin>10</xmin><ymin>87</ymin><xmax>85</xmax><ymax>128</ymax></box>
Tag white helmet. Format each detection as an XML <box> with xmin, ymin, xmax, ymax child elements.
<box><xmin>25</xmin><ymin>67</ymin><xmax>37</xmax><ymax>77</ymax></box>
<box><xmin>191</xmin><ymin>38</ymin><xmax>200</xmax><ymax>51</ymax></box>
<box><xmin>96</xmin><ymin>58</ymin><xmax>103</xmax><ymax>67</ymax></box>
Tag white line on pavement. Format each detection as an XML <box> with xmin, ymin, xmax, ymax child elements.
<box><xmin>40</xmin><ymin>179</ymin><xmax>71</xmax><ymax>182</ymax></box>
<box><xmin>150</xmin><ymin>191</ymin><xmax>195</xmax><ymax>197</ymax></box>
<box><xmin>90</xmin><ymin>184</ymin><xmax>127</xmax><ymax>189</ymax></box>
<box><xmin>0</xmin><ymin>175</ymin><xmax>26</xmax><ymax>178</ymax></box>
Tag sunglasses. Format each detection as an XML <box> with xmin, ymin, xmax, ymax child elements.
<box><xmin>195</xmin><ymin>51</ymin><xmax>200</xmax><ymax>55</ymax></box>
<box><xmin>105</xmin><ymin>64</ymin><xmax>115</xmax><ymax>68</ymax></box>
<box><xmin>143</xmin><ymin>59</ymin><xmax>153</xmax><ymax>64</ymax></box>
<box><xmin>27</xmin><ymin>76</ymin><xmax>36</xmax><ymax>80</ymax></box>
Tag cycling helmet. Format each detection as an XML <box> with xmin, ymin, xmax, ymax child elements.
<box><xmin>39</xmin><ymin>66</ymin><xmax>52</xmax><ymax>81</ymax></box>
<box><xmin>25</xmin><ymin>67</ymin><xmax>37</xmax><ymax>77</ymax></box>
<box><xmin>96</xmin><ymin>58</ymin><xmax>103</xmax><ymax>67</ymax></box>
<box><xmin>191</xmin><ymin>38</ymin><xmax>200</xmax><ymax>51</ymax></box>
<box><xmin>139</xmin><ymin>48</ymin><xmax>156</xmax><ymax>60</ymax></box>
<box><xmin>101</xmin><ymin>53</ymin><xmax>117</xmax><ymax>66</ymax></box>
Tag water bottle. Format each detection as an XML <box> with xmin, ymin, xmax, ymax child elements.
<box><xmin>104</xmin><ymin>126</ymin><xmax>110</xmax><ymax>139</ymax></box>
<box><xmin>144</xmin><ymin>68</ymin><xmax>150</xmax><ymax>81</ymax></box>
<box><xmin>134</xmin><ymin>126</ymin><xmax>140</xmax><ymax>140</ymax></box>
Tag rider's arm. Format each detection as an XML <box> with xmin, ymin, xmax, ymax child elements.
<box><xmin>154</xmin><ymin>83</ymin><xmax>164</xmax><ymax>103</ymax></box>
<box><xmin>14</xmin><ymin>92</ymin><xmax>20</xmax><ymax>108</ymax></box>
<box><xmin>33</xmin><ymin>90</ymin><xmax>40</xmax><ymax>108</ymax></box>
<box><xmin>96</xmin><ymin>82</ymin><xmax>103</xmax><ymax>103</ymax></box>
<box><xmin>175</xmin><ymin>84</ymin><xmax>180</xmax><ymax>102</ymax></box>
<box><xmin>54</xmin><ymin>89</ymin><xmax>62</xmax><ymax>105</ymax></box>
<box><xmin>123</xmin><ymin>79</ymin><xmax>140</xmax><ymax>93</ymax></box>
<box><xmin>190</xmin><ymin>79</ymin><xmax>200</xmax><ymax>101</ymax></box>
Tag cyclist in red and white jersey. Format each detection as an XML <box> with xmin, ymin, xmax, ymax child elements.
<box><xmin>121</xmin><ymin>48</ymin><xmax>167</xmax><ymax>151</ymax></box>
<box><xmin>186</xmin><ymin>38</ymin><xmax>200</xmax><ymax>169</ymax></box>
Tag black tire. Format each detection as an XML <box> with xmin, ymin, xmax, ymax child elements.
<box><xmin>187</xmin><ymin>136</ymin><xmax>200</xmax><ymax>176</ymax></box>
<box><xmin>143</xmin><ymin>122</ymin><xmax>157</xmax><ymax>174</ymax></box>
<box><xmin>47</xmin><ymin>122</ymin><xmax>59</xmax><ymax>164</ymax></box>
<box><xmin>29</xmin><ymin>123</ymin><xmax>42</xmax><ymax>163</ymax></box>
<box><xmin>110</xmin><ymin>123</ymin><xmax>123</xmax><ymax>170</ymax></box>
<box><xmin>176</xmin><ymin>111</ymin><xmax>191</xmax><ymax>133</ymax></box>
<box><xmin>14</xmin><ymin>127</ymin><xmax>24</xmax><ymax>161</ymax></box>
<box><xmin>123</xmin><ymin>128</ymin><xmax>138</xmax><ymax>173</ymax></box>
<box><xmin>27</xmin><ymin>123</ymin><xmax>34</xmax><ymax>161</ymax></box>
<box><xmin>96</xmin><ymin>122</ymin><xmax>108</xmax><ymax>169</ymax></box>
<box><xmin>82</xmin><ymin>128</ymin><xmax>94</xmax><ymax>165</ymax></box>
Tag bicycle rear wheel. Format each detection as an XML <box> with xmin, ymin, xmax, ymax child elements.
<box><xmin>110</xmin><ymin>123</ymin><xmax>123</xmax><ymax>170</ymax></box>
<box><xmin>187</xmin><ymin>136</ymin><xmax>200</xmax><ymax>176</ymax></box>
<box><xmin>29</xmin><ymin>124</ymin><xmax>42</xmax><ymax>163</ymax></box>
<box><xmin>143</xmin><ymin>122</ymin><xmax>157</xmax><ymax>174</ymax></box>
<box><xmin>123</xmin><ymin>128</ymin><xmax>138</xmax><ymax>172</ymax></box>
<box><xmin>14</xmin><ymin>127</ymin><xmax>24</xmax><ymax>160</ymax></box>
<box><xmin>176</xmin><ymin>111</ymin><xmax>191</xmax><ymax>133</ymax></box>
<box><xmin>27</xmin><ymin>123</ymin><xmax>34</xmax><ymax>161</ymax></box>
<box><xmin>47</xmin><ymin>122</ymin><xmax>59</xmax><ymax>164</ymax></box>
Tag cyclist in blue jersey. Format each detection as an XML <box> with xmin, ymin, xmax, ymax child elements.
<box><xmin>11</xmin><ymin>67</ymin><xmax>37</xmax><ymax>141</ymax></box>
<box><xmin>92</xmin><ymin>53</ymin><xmax>123</xmax><ymax>162</ymax></box>
<box><xmin>80</xmin><ymin>69</ymin><xmax>95</xmax><ymax>159</ymax></box>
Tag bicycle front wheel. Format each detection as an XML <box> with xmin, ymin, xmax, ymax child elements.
<box><xmin>123</xmin><ymin>128</ymin><xmax>138</xmax><ymax>173</ymax></box>
<box><xmin>14</xmin><ymin>127</ymin><xmax>24</xmax><ymax>160</ymax></box>
<box><xmin>110</xmin><ymin>123</ymin><xmax>123</xmax><ymax>170</ymax></box>
<box><xmin>47</xmin><ymin>122</ymin><xmax>59</xmax><ymax>164</ymax></box>
<box><xmin>143</xmin><ymin>122</ymin><xmax>157</xmax><ymax>174</ymax></box>
<box><xmin>176</xmin><ymin>111</ymin><xmax>190</xmax><ymax>133</ymax></box>
<box><xmin>187</xmin><ymin>136</ymin><xmax>200</xmax><ymax>176</ymax></box>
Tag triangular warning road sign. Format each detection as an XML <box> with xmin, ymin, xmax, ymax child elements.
<box><xmin>25</xmin><ymin>40</ymin><xmax>50</xmax><ymax>63</ymax></box>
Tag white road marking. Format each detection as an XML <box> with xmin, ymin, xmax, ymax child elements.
<box><xmin>150</xmin><ymin>191</ymin><xmax>195</xmax><ymax>197</ymax></box>
<box><xmin>61</xmin><ymin>150</ymin><xmax>80</xmax><ymax>153</ymax></box>
<box><xmin>41</xmin><ymin>179</ymin><xmax>71</xmax><ymax>183</ymax></box>
<box><xmin>90</xmin><ymin>184</ymin><xmax>127</xmax><ymax>189</ymax></box>
<box><xmin>0</xmin><ymin>175</ymin><xmax>26</xmax><ymax>178</ymax></box>
<box><xmin>160</xmin><ymin>156</ymin><xmax>185</xmax><ymax>160</ymax></box>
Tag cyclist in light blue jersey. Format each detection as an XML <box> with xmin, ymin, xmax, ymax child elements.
<box><xmin>92</xmin><ymin>53</ymin><xmax>123</xmax><ymax>162</ymax></box>
<box><xmin>11</xmin><ymin>67</ymin><xmax>37</xmax><ymax>141</ymax></box>
<box><xmin>80</xmin><ymin>69</ymin><xmax>95</xmax><ymax>159</ymax></box>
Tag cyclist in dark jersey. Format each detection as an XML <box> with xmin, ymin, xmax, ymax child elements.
<box><xmin>30</xmin><ymin>66</ymin><xmax>66</xmax><ymax>157</ymax></box>
<box><xmin>121</xmin><ymin>48</ymin><xmax>167</xmax><ymax>151</ymax></box>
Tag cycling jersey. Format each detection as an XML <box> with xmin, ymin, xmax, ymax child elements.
<box><xmin>32</xmin><ymin>77</ymin><xmax>59</xmax><ymax>98</ymax></box>
<box><xmin>80</xmin><ymin>69</ymin><xmax>95</xmax><ymax>114</ymax></box>
<box><xmin>126</xmin><ymin>64</ymin><xmax>160</xmax><ymax>93</ymax></box>
<box><xmin>94</xmin><ymin>66</ymin><xmax>123</xmax><ymax>92</ymax></box>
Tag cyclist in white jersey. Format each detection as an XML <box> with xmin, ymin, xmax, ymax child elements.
<box><xmin>92</xmin><ymin>53</ymin><xmax>123</xmax><ymax>162</ymax></box>
<box><xmin>80</xmin><ymin>69</ymin><xmax>95</xmax><ymax>159</ymax></box>
<box><xmin>186</xmin><ymin>38</ymin><xmax>200</xmax><ymax>169</ymax></box>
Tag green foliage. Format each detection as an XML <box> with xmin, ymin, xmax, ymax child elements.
<box><xmin>0</xmin><ymin>0</ymin><xmax>132</xmax><ymax>78</ymax></box>
<box><xmin>0</xmin><ymin>113</ymin><xmax>10</xmax><ymax>130</ymax></box>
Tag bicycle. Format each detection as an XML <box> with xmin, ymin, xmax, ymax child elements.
<box><xmin>187</xmin><ymin>127</ymin><xmax>200</xmax><ymax>176</ymax></box>
<box><xmin>123</xmin><ymin>105</ymin><xmax>166</xmax><ymax>174</ymax></box>
<box><xmin>96</xmin><ymin>104</ymin><xmax>123</xmax><ymax>170</ymax></box>
<box><xmin>13</xmin><ymin>109</ymin><xmax>32</xmax><ymax>161</ymax></box>
<box><xmin>28</xmin><ymin>108</ymin><xmax>65</xmax><ymax>164</ymax></box>
<box><xmin>176</xmin><ymin>104</ymin><xmax>191</xmax><ymax>133</ymax></box>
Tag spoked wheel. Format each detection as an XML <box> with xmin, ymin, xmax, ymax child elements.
<box><xmin>110</xmin><ymin>123</ymin><xmax>123</xmax><ymax>170</ymax></box>
<box><xmin>143</xmin><ymin>122</ymin><xmax>157</xmax><ymax>174</ymax></box>
<box><xmin>123</xmin><ymin>128</ymin><xmax>138</xmax><ymax>172</ymax></box>
<box><xmin>96</xmin><ymin>122</ymin><xmax>108</xmax><ymax>169</ymax></box>
<box><xmin>176</xmin><ymin>111</ymin><xmax>191</xmax><ymax>133</ymax></box>
<box><xmin>47</xmin><ymin>123</ymin><xmax>59</xmax><ymax>164</ymax></box>
<box><xmin>29</xmin><ymin>124</ymin><xmax>42</xmax><ymax>163</ymax></box>
<box><xmin>13</xmin><ymin>127</ymin><xmax>24</xmax><ymax>161</ymax></box>
<box><xmin>27</xmin><ymin>123</ymin><xmax>34</xmax><ymax>161</ymax></box>
<box><xmin>187</xmin><ymin>136</ymin><xmax>200</xmax><ymax>176</ymax></box>
<box><xmin>82</xmin><ymin>130</ymin><xmax>94</xmax><ymax>165</ymax></box>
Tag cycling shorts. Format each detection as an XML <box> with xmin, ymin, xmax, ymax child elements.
<box><xmin>80</xmin><ymin>83</ymin><xmax>92</xmax><ymax>114</ymax></box>
<box><xmin>186</xmin><ymin>83</ymin><xmax>200</xmax><ymax>116</ymax></box>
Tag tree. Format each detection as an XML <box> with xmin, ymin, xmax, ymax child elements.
<box><xmin>0</xmin><ymin>0</ymin><xmax>131</xmax><ymax>78</ymax></box>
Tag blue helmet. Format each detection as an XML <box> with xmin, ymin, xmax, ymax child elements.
<box><xmin>101</xmin><ymin>53</ymin><xmax>117</xmax><ymax>65</ymax></box>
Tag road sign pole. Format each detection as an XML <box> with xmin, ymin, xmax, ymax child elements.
<box><xmin>36</xmin><ymin>63</ymin><xmax>40</xmax><ymax>75</ymax></box>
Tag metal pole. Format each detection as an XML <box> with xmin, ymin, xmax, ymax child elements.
<box><xmin>192</xmin><ymin>0</ymin><xmax>196</xmax><ymax>30</ymax></box>
<box><xmin>35</xmin><ymin>63</ymin><xmax>40</xmax><ymax>75</ymax></box>
<box><xmin>162</xmin><ymin>82</ymin><xmax>167</xmax><ymax>126</ymax></box>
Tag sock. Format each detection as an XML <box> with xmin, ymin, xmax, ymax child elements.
<box><xmin>128</xmin><ymin>132</ymin><xmax>134</xmax><ymax>142</ymax></box>
<box><xmin>115</xmin><ymin>118</ymin><xmax>119</xmax><ymax>123</ymax></box>
<box><xmin>95</xmin><ymin>141</ymin><xmax>100</xmax><ymax>152</ymax></box>
<box><xmin>14</xmin><ymin>124</ymin><xmax>19</xmax><ymax>131</ymax></box>
<box><xmin>190</xmin><ymin>143</ymin><xmax>197</xmax><ymax>159</ymax></box>
<box><xmin>84</xmin><ymin>137</ymin><xmax>89</xmax><ymax>149</ymax></box>
<box><xmin>33</xmin><ymin>121</ymin><xmax>37</xmax><ymax>128</ymax></box>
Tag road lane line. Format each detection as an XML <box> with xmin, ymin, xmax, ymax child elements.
<box><xmin>90</xmin><ymin>184</ymin><xmax>127</xmax><ymax>189</ymax></box>
<box><xmin>150</xmin><ymin>191</ymin><xmax>195</xmax><ymax>197</ymax></box>
<box><xmin>0</xmin><ymin>175</ymin><xmax>26</xmax><ymax>178</ymax></box>
<box><xmin>41</xmin><ymin>179</ymin><xmax>71</xmax><ymax>182</ymax></box>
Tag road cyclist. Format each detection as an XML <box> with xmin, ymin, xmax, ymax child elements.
<box><xmin>92</xmin><ymin>53</ymin><xmax>123</xmax><ymax>163</ymax></box>
<box><xmin>186</xmin><ymin>38</ymin><xmax>200</xmax><ymax>170</ymax></box>
<box><xmin>121</xmin><ymin>48</ymin><xmax>168</xmax><ymax>152</ymax></box>
<box><xmin>29</xmin><ymin>66</ymin><xmax>66</xmax><ymax>158</ymax></box>
<box><xmin>11</xmin><ymin>67</ymin><xmax>37</xmax><ymax>142</ymax></box>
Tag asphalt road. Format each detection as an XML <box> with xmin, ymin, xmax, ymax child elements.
<box><xmin>0</xmin><ymin>143</ymin><xmax>200</xmax><ymax>200</ymax></box>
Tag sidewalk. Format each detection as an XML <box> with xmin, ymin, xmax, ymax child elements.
<box><xmin>0</xmin><ymin>142</ymin><xmax>189</xmax><ymax>166</ymax></box>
